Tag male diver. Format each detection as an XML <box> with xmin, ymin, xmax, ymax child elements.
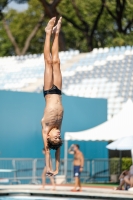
<box><xmin>41</xmin><ymin>17</ymin><xmax>63</xmax><ymax>176</ymax></box>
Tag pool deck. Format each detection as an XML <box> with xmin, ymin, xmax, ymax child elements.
<box><xmin>0</xmin><ymin>185</ymin><xmax>133</xmax><ymax>199</ymax></box>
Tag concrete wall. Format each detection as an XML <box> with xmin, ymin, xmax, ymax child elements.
<box><xmin>0</xmin><ymin>91</ymin><xmax>107</xmax><ymax>158</ymax></box>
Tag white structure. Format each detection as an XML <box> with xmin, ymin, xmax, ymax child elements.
<box><xmin>64</xmin><ymin>99</ymin><xmax>133</xmax><ymax>177</ymax></box>
<box><xmin>106</xmin><ymin>135</ymin><xmax>133</xmax><ymax>163</ymax></box>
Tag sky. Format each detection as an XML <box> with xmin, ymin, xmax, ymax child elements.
<box><xmin>8</xmin><ymin>1</ymin><xmax>28</xmax><ymax>12</ymax></box>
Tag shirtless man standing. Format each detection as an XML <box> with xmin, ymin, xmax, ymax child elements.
<box><xmin>41</xmin><ymin>17</ymin><xmax>63</xmax><ymax>176</ymax></box>
<box><xmin>68</xmin><ymin>144</ymin><xmax>84</xmax><ymax>191</ymax></box>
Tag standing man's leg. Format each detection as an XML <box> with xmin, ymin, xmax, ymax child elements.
<box><xmin>78</xmin><ymin>178</ymin><xmax>82</xmax><ymax>191</ymax></box>
<box><xmin>71</xmin><ymin>177</ymin><xmax>78</xmax><ymax>191</ymax></box>
<box><xmin>71</xmin><ymin>166</ymin><xmax>80</xmax><ymax>191</ymax></box>
<box><xmin>52</xmin><ymin>17</ymin><xmax>62</xmax><ymax>90</ymax></box>
<box><xmin>44</xmin><ymin>17</ymin><xmax>56</xmax><ymax>91</ymax></box>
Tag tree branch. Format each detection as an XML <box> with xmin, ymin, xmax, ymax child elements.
<box><xmin>124</xmin><ymin>19</ymin><xmax>133</xmax><ymax>33</ymax></box>
<box><xmin>21</xmin><ymin>13</ymin><xmax>45</xmax><ymax>55</ymax></box>
<box><xmin>2</xmin><ymin>13</ymin><xmax>45</xmax><ymax>55</ymax></box>
<box><xmin>0</xmin><ymin>0</ymin><xmax>12</xmax><ymax>20</ymax></box>
<box><xmin>104</xmin><ymin>1</ymin><xmax>117</xmax><ymax>20</ymax></box>
<box><xmin>61</xmin><ymin>13</ymin><xmax>85</xmax><ymax>31</ymax></box>
<box><xmin>39</xmin><ymin>0</ymin><xmax>66</xmax><ymax>50</ymax></box>
<box><xmin>0</xmin><ymin>11</ymin><xmax>4</xmax><ymax>20</ymax></box>
<box><xmin>71</xmin><ymin>0</ymin><xmax>89</xmax><ymax>30</ymax></box>
<box><xmin>115</xmin><ymin>0</ymin><xmax>126</xmax><ymax>32</ymax></box>
<box><xmin>2</xmin><ymin>17</ymin><xmax>21</xmax><ymax>55</ymax></box>
<box><xmin>39</xmin><ymin>0</ymin><xmax>53</xmax><ymax>17</ymax></box>
<box><xmin>121</xmin><ymin>0</ymin><xmax>126</xmax><ymax>11</ymax></box>
<box><xmin>52</xmin><ymin>0</ymin><xmax>62</xmax><ymax>8</ymax></box>
<box><xmin>91</xmin><ymin>0</ymin><xmax>105</xmax><ymax>37</ymax></box>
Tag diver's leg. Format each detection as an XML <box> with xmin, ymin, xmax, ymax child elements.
<box><xmin>50</xmin><ymin>176</ymin><xmax>56</xmax><ymax>190</ymax></box>
<box><xmin>51</xmin><ymin>17</ymin><xmax>62</xmax><ymax>90</ymax></box>
<box><xmin>40</xmin><ymin>167</ymin><xmax>46</xmax><ymax>189</ymax></box>
<box><xmin>44</xmin><ymin>17</ymin><xmax>56</xmax><ymax>90</ymax></box>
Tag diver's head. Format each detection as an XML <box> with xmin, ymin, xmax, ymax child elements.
<box><xmin>47</xmin><ymin>127</ymin><xmax>63</xmax><ymax>150</ymax></box>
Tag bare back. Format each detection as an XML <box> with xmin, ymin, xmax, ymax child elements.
<box><xmin>42</xmin><ymin>94</ymin><xmax>63</xmax><ymax>131</ymax></box>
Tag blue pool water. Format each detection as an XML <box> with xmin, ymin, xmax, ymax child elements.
<box><xmin>0</xmin><ymin>197</ymin><xmax>86</xmax><ymax>200</ymax></box>
<box><xmin>0</xmin><ymin>197</ymin><xmax>101</xmax><ymax>200</ymax></box>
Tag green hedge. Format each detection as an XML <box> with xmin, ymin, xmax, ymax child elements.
<box><xmin>109</xmin><ymin>158</ymin><xmax>132</xmax><ymax>174</ymax></box>
<box><xmin>121</xmin><ymin>157</ymin><xmax>132</xmax><ymax>171</ymax></box>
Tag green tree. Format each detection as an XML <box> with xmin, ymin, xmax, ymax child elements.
<box><xmin>0</xmin><ymin>0</ymin><xmax>29</xmax><ymax>19</ymax></box>
<box><xmin>0</xmin><ymin>0</ymin><xmax>45</xmax><ymax>56</ymax></box>
<box><xmin>1</xmin><ymin>0</ymin><xmax>133</xmax><ymax>56</ymax></box>
<box><xmin>57</xmin><ymin>0</ymin><xmax>106</xmax><ymax>51</ymax></box>
<box><xmin>101</xmin><ymin>0</ymin><xmax>133</xmax><ymax>47</ymax></box>
<box><xmin>39</xmin><ymin>0</ymin><xmax>105</xmax><ymax>52</ymax></box>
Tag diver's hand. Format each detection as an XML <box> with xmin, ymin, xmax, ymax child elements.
<box><xmin>46</xmin><ymin>170</ymin><xmax>58</xmax><ymax>176</ymax></box>
<box><xmin>53</xmin><ymin>170</ymin><xmax>58</xmax><ymax>176</ymax></box>
<box><xmin>46</xmin><ymin>170</ymin><xmax>54</xmax><ymax>177</ymax></box>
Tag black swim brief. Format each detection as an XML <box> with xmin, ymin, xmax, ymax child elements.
<box><xmin>43</xmin><ymin>85</ymin><xmax>61</xmax><ymax>97</ymax></box>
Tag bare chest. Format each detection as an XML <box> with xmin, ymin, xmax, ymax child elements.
<box><xmin>42</xmin><ymin>106</ymin><xmax>63</xmax><ymax>128</ymax></box>
<box><xmin>74</xmin><ymin>153</ymin><xmax>81</xmax><ymax>160</ymax></box>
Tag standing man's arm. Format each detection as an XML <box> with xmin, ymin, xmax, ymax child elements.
<box><xmin>80</xmin><ymin>153</ymin><xmax>84</xmax><ymax>172</ymax></box>
<box><xmin>68</xmin><ymin>144</ymin><xmax>74</xmax><ymax>154</ymax></box>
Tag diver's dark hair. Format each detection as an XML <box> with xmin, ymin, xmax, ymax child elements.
<box><xmin>75</xmin><ymin>144</ymin><xmax>79</xmax><ymax>149</ymax></box>
<box><xmin>47</xmin><ymin>138</ymin><xmax>63</xmax><ymax>150</ymax></box>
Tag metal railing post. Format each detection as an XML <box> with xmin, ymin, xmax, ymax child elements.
<box><xmin>32</xmin><ymin>159</ymin><xmax>37</xmax><ymax>184</ymax></box>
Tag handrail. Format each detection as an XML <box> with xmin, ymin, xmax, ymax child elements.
<box><xmin>0</xmin><ymin>158</ymin><xmax>120</xmax><ymax>184</ymax></box>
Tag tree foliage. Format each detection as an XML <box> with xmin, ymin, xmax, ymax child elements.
<box><xmin>0</xmin><ymin>0</ymin><xmax>45</xmax><ymax>56</ymax></box>
<box><xmin>0</xmin><ymin>0</ymin><xmax>133</xmax><ymax>56</ymax></box>
<box><xmin>58</xmin><ymin>0</ymin><xmax>105</xmax><ymax>51</ymax></box>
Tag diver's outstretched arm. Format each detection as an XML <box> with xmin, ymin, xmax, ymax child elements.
<box><xmin>54</xmin><ymin>148</ymin><xmax>60</xmax><ymax>175</ymax></box>
<box><xmin>42</xmin><ymin>128</ymin><xmax>51</xmax><ymax>172</ymax></box>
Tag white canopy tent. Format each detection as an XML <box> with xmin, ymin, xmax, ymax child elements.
<box><xmin>106</xmin><ymin>135</ymin><xmax>133</xmax><ymax>163</ymax></box>
<box><xmin>64</xmin><ymin>99</ymin><xmax>133</xmax><ymax>178</ymax></box>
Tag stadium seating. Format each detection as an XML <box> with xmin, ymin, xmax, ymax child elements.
<box><xmin>0</xmin><ymin>47</ymin><xmax>133</xmax><ymax>119</ymax></box>
<box><xmin>62</xmin><ymin>46</ymin><xmax>133</xmax><ymax>119</ymax></box>
<box><xmin>0</xmin><ymin>50</ymin><xmax>79</xmax><ymax>91</ymax></box>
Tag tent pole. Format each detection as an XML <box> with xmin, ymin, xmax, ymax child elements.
<box><xmin>64</xmin><ymin>139</ymin><xmax>68</xmax><ymax>183</ymax></box>
<box><xmin>119</xmin><ymin>151</ymin><xmax>122</xmax><ymax>173</ymax></box>
<box><xmin>131</xmin><ymin>149</ymin><xmax>133</xmax><ymax>164</ymax></box>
